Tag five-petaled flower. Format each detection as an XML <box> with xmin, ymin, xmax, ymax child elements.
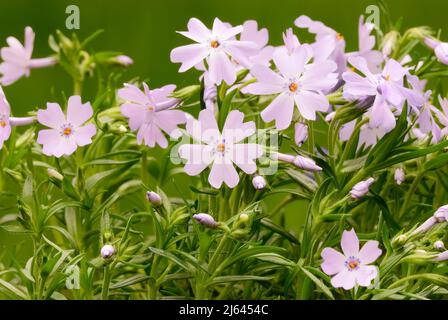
<box><xmin>0</xmin><ymin>26</ymin><xmax>56</xmax><ymax>86</ymax></box>
<box><xmin>37</xmin><ymin>96</ymin><xmax>96</xmax><ymax>157</ymax></box>
<box><xmin>242</xmin><ymin>45</ymin><xmax>337</xmax><ymax>130</ymax></box>
<box><xmin>118</xmin><ymin>83</ymin><xmax>186</xmax><ymax>148</ymax></box>
<box><xmin>321</xmin><ymin>229</ymin><xmax>382</xmax><ymax>290</ymax></box>
<box><xmin>170</xmin><ymin>17</ymin><xmax>257</xmax><ymax>85</ymax></box>
<box><xmin>178</xmin><ymin>109</ymin><xmax>263</xmax><ymax>188</ymax></box>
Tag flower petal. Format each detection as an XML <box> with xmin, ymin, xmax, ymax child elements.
<box><xmin>208</xmin><ymin>158</ymin><xmax>239</xmax><ymax>188</ymax></box>
<box><xmin>341</xmin><ymin>229</ymin><xmax>359</xmax><ymax>257</ymax></box>
<box><xmin>260</xmin><ymin>93</ymin><xmax>294</xmax><ymax>130</ymax></box>
<box><xmin>208</xmin><ymin>51</ymin><xmax>236</xmax><ymax>85</ymax></box>
<box><xmin>73</xmin><ymin>123</ymin><xmax>96</xmax><ymax>147</ymax></box>
<box><xmin>359</xmin><ymin>240</ymin><xmax>382</xmax><ymax>264</ymax></box>
<box><xmin>330</xmin><ymin>270</ymin><xmax>356</xmax><ymax>290</ymax></box>
<box><xmin>321</xmin><ymin>247</ymin><xmax>346</xmax><ymax>275</ymax></box>
<box><xmin>170</xmin><ymin>43</ymin><xmax>209</xmax><ymax>73</ymax></box>
<box><xmin>230</xmin><ymin>143</ymin><xmax>263</xmax><ymax>174</ymax></box>
<box><xmin>294</xmin><ymin>91</ymin><xmax>329</xmax><ymax>120</ymax></box>
<box><xmin>37</xmin><ymin>102</ymin><xmax>65</xmax><ymax>129</ymax></box>
<box><xmin>67</xmin><ymin>96</ymin><xmax>93</xmax><ymax>127</ymax></box>
<box><xmin>222</xmin><ymin>110</ymin><xmax>255</xmax><ymax>143</ymax></box>
<box><xmin>179</xmin><ymin>144</ymin><xmax>214</xmax><ymax>176</ymax></box>
<box><xmin>355</xmin><ymin>265</ymin><xmax>378</xmax><ymax>287</ymax></box>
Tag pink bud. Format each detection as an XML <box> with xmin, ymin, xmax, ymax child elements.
<box><xmin>394</xmin><ymin>168</ymin><xmax>405</xmax><ymax>185</ymax></box>
<box><xmin>101</xmin><ymin>244</ymin><xmax>116</xmax><ymax>259</ymax></box>
<box><xmin>349</xmin><ymin>177</ymin><xmax>375</xmax><ymax>199</ymax></box>
<box><xmin>434</xmin><ymin>205</ymin><xmax>448</xmax><ymax>222</ymax></box>
<box><xmin>146</xmin><ymin>191</ymin><xmax>162</xmax><ymax>207</ymax></box>
<box><xmin>411</xmin><ymin>216</ymin><xmax>437</xmax><ymax>235</ymax></box>
<box><xmin>293</xmin><ymin>155</ymin><xmax>322</xmax><ymax>172</ymax></box>
<box><xmin>116</xmin><ymin>55</ymin><xmax>134</xmax><ymax>66</ymax></box>
<box><xmin>252</xmin><ymin>175</ymin><xmax>266</xmax><ymax>190</ymax></box>
<box><xmin>435</xmin><ymin>250</ymin><xmax>448</xmax><ymax>261</ymax></box>
<box><xmin>193</xmin><ymin>213</ymin><xmax>218</xmax><ymax>228</ymax></box>
<box><xmin>294</xmin><ymin>123</ymin><xmax>308</xmax><ymax>147</ymax></box>
<box><xmin>434</xmin><ymin>241</ymin><xmax>445</xmax><ymax>250</ymax></box>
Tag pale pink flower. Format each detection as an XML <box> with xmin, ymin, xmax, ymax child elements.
<box><xmin>37</xmin><ymin>96</ymin><xmax>96</xmax><ymax>157</ymax></box>
<box><xmin>0</xmin><ymin>86</ymin><xmax>35</xmax><ymax>148</ymax></box>
<box><xmin>178</xmin><ymin>109</ymin><xmax>262</xmax><ymax>189</ymax></box>
<box><xmin>424</xmin><ymin>37</ymin><xmax>448</xmax><ymax>65</ymax></box>
<box><xmin>170</xmin><ymin>17</ymin><xmax>258</xmax><ymax>85</ymax></box>
<box><xmin>295</xmin><ymin>15</ymin><xmax>347</xmax><ymax>78</ymax></box>
<box><xmin>118</xmin><ymin>83</ymin><xmax>186</xmax><ymax>148</ymax></box>
<box><xmin>321</xmin><ymin>229</ymin><xmax>382</xmax><ymax>290</ymax></box>
<box><xmin>346</xmin><ymin>16</ymin><xmax>383</xmax><ymax>73</ymax></box>
<box><xmin>0</xmin><ymin>26</ymin><xmax>57</xmax><ymax>86</ymax></box>
<box><xmin>240</xmin><ymin>20</ymin><xmax>274</xmax><ymax>67</ymax></box>
<box><xmin>242</xmin><ymin>45</ymin><xmax>337</xmax><ymax>130</ymax></box>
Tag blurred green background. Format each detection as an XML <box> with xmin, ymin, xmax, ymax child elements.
<box><xmin>0</xmin><ymin>0</ymin><xmax>447</xmax><ymax>258</ymax></box>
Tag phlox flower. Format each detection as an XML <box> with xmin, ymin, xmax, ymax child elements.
<box><xmin>321</xmin><ymin>229</ymin><xmax>382</xmax><ymax>290</ymax></box>
<box><xmin>343</xmin><ymin>56</ymin><xmax>424</xmax><ymax>131</ymax></box>
<box><xmin>37</xmin><ymin>96</ymin><xmax>96</xmax><ymax>157</ymax></box>
<box><xmin>295</xmin><ymin>15</ymin><xmax>347</xmax><ymax>78</ymax></box>
<box><xmin>178</xmin><ymin>109</ymin><xmax>263</xmax><ymax>189</ymax></box>
<box><xmin>339</xmin><ymin>115</ymin><xmax>388</xmax><ymax>150</ymax></box>
<box><xmin>346</xmin><ymin>16</ymin><xmax>383</xmax><ymax>73</ymax></box>
<box><xmin>240</xmin><ymin>20</ymin><xmax>274</xmax><ymax>68</ymax></box>
<box><xmin>118</xmin><ymin>83</ymin><xmax>186</xmax><ymax>148</ymax></box>
<box><xmin>242</xmin><ymin>45</ymin><xmax>338</xmax><ymax>130</ymax></box>
<box><xmin>0</xmin><ymin>26</ymin><xmax>57</xmax><ymax>86</ymax></box>
<box><xmin>424</xmin><ymin>37</ymin><xmax>448</xmax><ymax>65</ymax></box>
<box><xmin>170</xmin><ymin>17</ymin><xmax>258</xmax><ymax>85</ymax></box>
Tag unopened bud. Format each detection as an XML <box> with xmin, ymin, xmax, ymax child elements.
<box><xmin>350</xmin><ymin>177</ymin><xmax>375</xmax><ymax>199</ymax></box>
<box><xmin>118</xmin><ymin>125</ymin><xmax>127</xmax><ymax>133</ymax></box>
<box><xmin>394</xmin><ymin>168</ymin><xmax>405</xmax><ymax>185</ymax></box>
<box><xmin>252</xmin><ymin>175</ymin><xmax>266</xmax><ymax>190</ymax></box>
<box><xmin>434</xmin><ymin>241</ymin><xmax>445</xmax><ymax>250</ymax></box>
<box><xmin>382</xmin><ymin>30</ymin><xmax>399</xmax><ymax>57</ymax></box>
<box><xmin>435</xmin><ymin>250</ymin><xmax>448</xmax><ymax>261</ymax></box>
<box><xmin>101</xmin><ymin>244</ymin><xmax>116</xmax><ymax>259</ymax></box>
<box><xmin>239</xmin><ymin>213</ymin><xmax>249</xmax><ymax>223</ymax></box>
<box><xmin>411</xmin><ymin>216</ymin><xmax>438</xmax><ymax>235</ymax></box>
<box><xmin>293</xmin><ymin>155</ymin><xmax>322</xmax><ymax>172</ymax></box>
<box><xmin>146</xmin><ymin>191</ymin><xmax>162</xmax><ymax>207</ymax></box>
<box><xmin>434</xmin><ymin>205</ymin><xmax>448</xmax><ymax>222</ymax></box>
<box><xmin>193</xmin><ymin>213</ymin><xmax>218</xmax><ymax>228</ymax></box>
<box><xmin>47</xmin><ymin>168</ymin><xmax>63</xmax><ymax>181</ymax></box>
<box><xmin>294</xmin><ymin>122</ymin><xmax>308</xmax><ymax>147</ymax></box>
<box><xmin>116</xmin><ymin>55</ymin><xmax>133</xmax><ymax>67</ymax></box>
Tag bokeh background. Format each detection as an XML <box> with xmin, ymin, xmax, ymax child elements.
<box><xmin>0</xmin><ymin>0</ymin><xmax>447</xmax><ymax>259</ymax></box>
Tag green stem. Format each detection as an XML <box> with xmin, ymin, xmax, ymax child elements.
<box><xmin>398</xmin><ymin>171</ymin><xmax>424</xmax><ymax>219</ymax></box>
<box><xmin>101</xmin><ymin>265</ymin><xmax>111</xmax><ymax>300</ymax></box>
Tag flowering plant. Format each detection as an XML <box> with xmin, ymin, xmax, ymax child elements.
<box><xmin>2</xmin><ymin>6</ymin><xmax>448</xmax><ymax>301</ymax></box>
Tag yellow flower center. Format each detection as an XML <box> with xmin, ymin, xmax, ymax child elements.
<box><xmin>217</xmin><ymin>143</ymin><xmax>225</xmax><ymax>153</ymax></box>
<box><xmin>0</xmin><ymin>120</ymin><xmax>6</xmax><ymax>127</ymax></box>
<box><xmin>348</xmin><ymin>260</ymin><xmax>359</xmax><ymax>270</ymax></box>
<box><xmin>289</xmin><ymin>83</ymin><xmax>299</xmax><ymax>92</ymax></box>
<box><xmin>63</xmin><ymin>127</ymin><xmax>72</xmax><ymax>136</ymax></box>
<box><xmin>385</xmin><ymin>74</ymin><xmax>391</xmax><ymax>81</ymax></box>
<box><xmin>211</xmin><ymin>40</ymin><xmax>220</xmax><ymax>48</ymax></box>
<box><xmin>336</xmin><ymin>33</ymin><xmax>344</xmax><ymax>41</ymax></box>
<box><xmin>147</xmin><ymin>105</ymin><xmax>155</xmax><ymax>111</ymax></box>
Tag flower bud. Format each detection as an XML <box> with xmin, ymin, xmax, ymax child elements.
<box><xmin>146</xmin><ymin>191</ymin><xmax>162</xmax><ymax>207</ymax></box>
<box><xmin>239</xmin><ymin>213</ymin><xmax>249</xmax><ymax>223</ymax></box>
<box><xmin>118</xmin><ymin>125</ymin><xmax>127</xmax><ymax>133</ymax></box>
<box><xmin>349</xmin><ymin>177</ymin><xmax>374</xmax><ymax>199</ymax></box>
<box><xmin>394</xmin><ymin>168</ymin><xmax>405</xmax><ymax>185</ymax></box>
<box><xmin>434</xmin><ymin>43</ymin><xmax>448</xmax><ymax>65</ymax></box>
<box><xmin>324</xmin><ymin>112</ymin><xmax>335</xmax><ymax>122</ymax></box>
<box><xmin>47</xmin><ymin>168</ymin><xmax>63</xmax><ymax>181</ymax></box>
<box><xmin>101</xmin><ymin>244</ymin><xmax>116</xmax><ymax>259</ymax></box>
<box><xmin>434</xmin><ymin>240</ymin><xmax>445</xmax><ymax>250</ymax></box>
<box><xmin>433</xmin><ymin>205</ymin><xmax>448</xmax><ymax>222</ymax></box>
<box><xmin>252</xmin><ymin>175</ymin><xmax>266</xmax><ymax>190</ymax></box>
<box><xmin>193</xmin><ymin>213</ymin><xmax>218</xmax><ymax>228</ymax></box>
<box><xmin>116</xmin><ymin>55</ymin><xmax>133</xmax><ymax>67</ymax></box>
<box><xmin>382</xmin><ymin>30</ymin><xmax>399</xmax><ymax>57</ymax></box>
<box><xmin>293</xmin><ymin>155</ymin><xmax>322</xmax><ymax>172</ymax></box>
<box><xmin>435</xmin><ymin>250</ymin><xmax>448</xmax><ymax>261</ymax></box>
<box><xmin>411</xmin><ymin>216</ymin><xmax>438</xmax><ymax>235</ymax></box>
<box><xmin>424</xmin><ymin>37</ymin><xmax>440</xmax><ymax>50</ymax></box>
<box><xmin>171</xmin><ymin>85</ymin><xmax>200</xmax><ymax>100</ymax></box>
<box><xmin>294</xmin><ymin>122</ymin><xmax>308</xmax><ymax>147</ymax></box>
